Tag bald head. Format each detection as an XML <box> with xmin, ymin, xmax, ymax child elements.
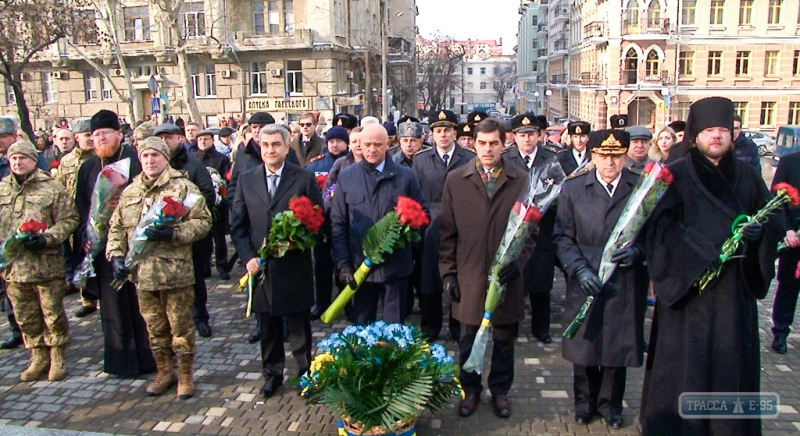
<box><xmin>360</xmin><ymin>123</ymin><xmax>390</xmax><ymax>166</ymax></box>
<box><xmin>55</xmin><ymin>128</ymin><xmax>75</xmax><ymax>153</ymax></box>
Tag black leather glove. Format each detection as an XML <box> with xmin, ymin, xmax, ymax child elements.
<box><xmin>443</xmin><ymin>275</ymin><xmax>461</xmax><ymax>302</ymax></box>
<box><xmin>610</xmin><ymin>246</ymin><xmax>642</xmax><ymax>268</ymax></box>
<box><xmin>741</xmin><ymin>222</ymin><xmax>763</xmax><ymax>242</ymax></box>
<box><xmin>498</xmin><ymin>263</ymin><xmax>520</xmax><ymax>286</ymax></box>
<box><xmin>144</xmin><ymin>224</ymin><xmax>174</xmax><ymax>242</ymax></box>
<box><xmin>338</xmin><ymin>266</ymin><xmax>358</xmax><ymax>289</ymax></box>
<box><xmin>22</xmin><ymin>234</ymin><xmax>47</xmax><ymax>252</ymax></box>
<box><xmin>111</xmin><ymin>257</ymin><xmax>128</xmax><ymax>281</ymax></box>
<box><xmin>576</xmin><ymin>267</ymin><xmax>602</xmax><ymax>297</ymax></box>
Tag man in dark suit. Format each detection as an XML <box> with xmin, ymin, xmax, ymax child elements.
<box><xmin>413</xmin><ymin>110</ymin><xmax>474</xmax><ymax>340</ymax></box>
<box><xmin>230</xmin><ymin>123</ymin><xmax>323</xmax><ymax>398</ymax></box>
<box><xmin>439</xmin><ymin>118</ymin><xmax>536</xmax><ymax>418</ymax></box>
<box><xmin>553</xmin><ymin>129</ymin><xmax>649</xmax><ymax>429</ymax></box>
<box><xmin>289</xmin><ymin>112</ymin><xmax>326</xmax><ymax>168</ymax></box>
<box><xmin>771</xmin><ymin>151</ymin><xmax>800</xmax><ymax>354</ymax></box>
<box><xmin>558</xmin><ymin>121</ymin><xmax>591</xmax><ymax>176</ymax></box>
<box><xmin>331</xmin><ymin>123</ymin><xmax>430</xmax><ymax>325</ymax></box>
<box><xmin>502</xmin><ymin>113</ymin><xmax>563</xmax><ymax>344</ymax></box>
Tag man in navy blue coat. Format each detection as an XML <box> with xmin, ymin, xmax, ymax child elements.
<box><xmin>331</xmin><ymin>124</ymin><xmax>430</xmax><ymax>324</ymax></box>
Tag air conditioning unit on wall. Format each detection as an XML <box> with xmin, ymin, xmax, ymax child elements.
<box><xmin>346</xmin><ymin>70</ymin><xmax>354</xmax><ymax>79</ymax></box>
<box><xmin>51</xmin><ymin>71</ymin><xmax>62</xmax><ymax>79</ymax></box>
<box><xmin>270</xmin><ymin>69</ymin><xmax>282</xmax><ymax>77</ymax></box>
<box><xmin>113</xmin><ymin>68</ymin><xmax>125</xmax><ymax>77</ymax></box>
<box><xmin>220</xmin><ymin>70</ymin><xmax>232</xmax><ymax>79</ymax></box>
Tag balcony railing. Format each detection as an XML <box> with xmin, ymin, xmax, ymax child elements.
<box><xmin>553</xmin><ymin>7</ymin><xmax>569</xmax><ymax>21</ymax></box>
<box><xmin>580</xmin><ymin>72</ymin><xmax>603</xmax><ymax>85</ymax></box>
<box><xmin>620</xmin><ymin>69</ymin><xmax>672</xmax><ymax>85</ymax></box>
<box><xmin>551</xmin><ymin>74</ymin><xmax>568</xmax><ymax>84</ymax></box>
<box><xmin>553</xmin><ymin>39</ymin><xmax>569</xmax><ymax>51</ymax></box>
<box><xmin>583</xmin><ymin>21</ymin><xmax>605</xmax><ymax>39</ymax></box>
<box><xmin>621</xmin><ymin>17</ymin><xmax>671</xmax><ymax>36</ymax></box>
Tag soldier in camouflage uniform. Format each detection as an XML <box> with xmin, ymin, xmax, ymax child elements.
<box><xmin>107</xmin><ymin>137</ymin><xmax>211</xmax><ymax>399</ymax></box>
<box><xmin>0</xmin><ymin>140</ymin><xmax>79</xmax><ymax>382</ymax></box>
<box><xmin>53</xmin><ymin>118</ymin><xmax>97</xmax><ymax>316</ymax></box>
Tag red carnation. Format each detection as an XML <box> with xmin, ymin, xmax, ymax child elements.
<box><xmin>50</xmin><ymin>160</ymin><xmax>60</xmax><ymax>169</ymax></box>
<box><xmin>773</xmin><ymin>182</ymin><xmax>800</xmax><ymax>206</ymax></box>
<box><xmin>220</xmin><ymin>186</ymin><xmax>228</xmax><ymax>197</ymax></box>
<box><xmin>161</xmin><ymin>197</ymin><xmax>185</xmax><ymax>218</ymax></box>
<box><xmin>643</xmin><ymin>161</ymin><xmax>656</xmax><ymax>174</ymax></box>
<box><xmin>20</xmin><ymin>219</ymin><xmax>48</xmax><ymax>234</ymax></box>
<box><xmin>316</xmin><ymin>174</ymin><xmax>329</xmax><ymax>190</ymax></box>
<box><xmin>395</xmin><ymin>196</ymin><xmax>429</xmax><ymax>228</ymax></box>
<box><xmin>289</xmin><ymin>196</ymin><xmax>324</xmax><ymax>233</ymax></box>
<box><xmin>225</xmin><ymin>167</ymin><xmax>232</xmax><ymax>182</ymax></box>
<box><xmin>796</xmin><ymin>260</ymin><xmax>800</xmax><ymax>279</ymax></box>
<box><xmin>523</xmin><ymin>205</ymin><xmax>544</xmax><ymax>223</ymax></box>
<box><xmin>657</xmin><ymin>166</ymin><xmax>674</xmax><ymax>184</ymax></box>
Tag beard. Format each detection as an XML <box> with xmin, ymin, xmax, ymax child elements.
<box><xmin>95</xmin><ymin>141</ymin><xmax>120</xmax><ymax>158</ymax></box>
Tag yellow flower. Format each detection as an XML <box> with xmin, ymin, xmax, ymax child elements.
<box><xmin>310</xmin><ymin>352</ymin><xmax>334</xmax><ymax>372</ymax></box>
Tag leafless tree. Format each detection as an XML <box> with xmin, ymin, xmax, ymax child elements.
<box><xmin>0</xmin><ymin>0</ymin><xmax>87</xmax><ymax>139</ymax></box>
<box><xmin>492</xmin><ymin>64</ymin><xmax>516</xmax><ymax>105</ymax></box>
<box><xmin>416</xmin><ymin>34</ymin><xmax>464</xmax><ymax>112</ymax></box>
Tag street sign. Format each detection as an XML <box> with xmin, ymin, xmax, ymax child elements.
<box><xmin>151</xmin><ymin>97</ymin><xmax>161</xmax><ymax>114</ymax></box>
<box><xmin>284</xmin><ymin>91</ymin><xmax>290</xmax><ymax>103</ymax></box>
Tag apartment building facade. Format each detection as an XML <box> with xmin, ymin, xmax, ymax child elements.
<box><xmin>518</xmin><ymin>0</ymin><xmax>800</xmax><ymax>132</ymax></box>
<box><xmin>1</xmin><ymin>0</ymin><xmax>417</xmax><ymax>129</ymax></box>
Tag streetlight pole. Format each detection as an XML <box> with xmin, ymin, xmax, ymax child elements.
<box><xmin>381</xmin><ymin>1</ymin><xmax>388</xmax><ymax>121</ymax></box>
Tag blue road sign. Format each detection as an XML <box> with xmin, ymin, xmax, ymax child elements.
<box><xmin>151</xmin><ymin>97</ymin><xmax>161</xmax><ymax>114</ymax></box>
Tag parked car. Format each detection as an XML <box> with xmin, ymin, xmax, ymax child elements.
<box><xmin>546</xmin><ymin>126</ymin><xmax>566</xmax><ymax>145</ymax></box>
<box><xmin>771</xmin><ymin>125</ymin><xmax>800</xmax><ymax>167</ymax></box>
<box><xmin>742</xmin><ymin>130</ymin><xmax>775</xmax><ymax>156</ymax></box>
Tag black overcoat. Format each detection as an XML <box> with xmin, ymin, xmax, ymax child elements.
<box><xmin>230</xmin><ymin>162</ymin><xmax>323</xmax><ymax>316</ymax></box>
<box><xmin>412</xmin><ymin>146</ymin><xmax>473</xmax><ymax>295</ymax></box>
<box><xmin>640</xmin><ymin>149</ymin><xmax>782</xmax><ymax>436</ymax></box>
<box><xmin>557</xmin><ymin>148</ymin><xmax>591</xmax><ymax>176</ymax></box>
<box><xmin>772</xmin><ymin>151</ymin><xmax>800</xmax><ymax>287</ymax></box>
<box><xmin>554</xmin><ymin>168</ymin><xmax>649</xmax><ymax>367</ymax></box>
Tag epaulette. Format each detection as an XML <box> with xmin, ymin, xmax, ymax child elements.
<box><xmin>566</xmin><ymin>163</ymin><xmax>594</xmax><ymax>179</ymax></box>
<box><xmin>501</xmin><ymin>144</ymin><xmax>515</xmax><ymax>154</ymax></box>
<box><xmin>414</xmin><ymin>145</ymin><xmax>432</xmax><ymax>156</ymax></box>
<box><xmin>625</xmin><ymin>166</ymin><xmax>643</xmax><ymax>176</ymax></box>
<box><xmin>307</xmin><ymin>154</ymin><xmax>326</xmax><ymax>164</ymax></box>
<box><xmin>461</xmin><ymin>146</ymin><xmax>476</xmax><ymax>154</ymax></box>
<box><xmin>542</xmin><ymin>144</ymin><xmax>566</xmax><ymax>154</ymax></box>
<box><xmin>387</xmin><ymin>144</ymin><xmax>399</xmax><ymax>153</ymax></box>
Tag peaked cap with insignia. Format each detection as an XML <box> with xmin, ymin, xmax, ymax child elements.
<box><xmin>467</xmin><ymin>111</ymin><xmax>489</xmax><ymax>126</ymax></box>
<box><xmin>429</xmin><ymin>109</ymin><xmax>459</xmax><ymax>129</ymax></box>
<box><xmin>588</xmin><ymin>129</ymin><xmax>630</xmax><ymax>155</ymax></box>
<box><xmin>567</xmin><ymin>121</ymin><xmax>591</xmax><ymax>136</ymax></box>
<box><xmin>511</xmin><ymin>112</ymin><xmax>547</xmax><ymax>133</ymax></box>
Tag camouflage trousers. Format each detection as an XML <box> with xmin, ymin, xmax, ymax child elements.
<box><xmin>138</xmin><ymin>285</ymin><xmax>196</xmax><ymax>355</ymax></box>
<box><xmin>6</xmin><ymin>279</ymin><xmax>69</xmax><ymax>349</ymax></box>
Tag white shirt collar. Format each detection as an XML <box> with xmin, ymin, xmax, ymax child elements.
<box><xmin>265</xmin><ymin>163</ymin><xmax>285</xmax><ymax>178</ymax></box>
<box><xmin>595</xmin><ymin>170</ymin><xmax>622</xmax><ymax>197</ymax></box>
<box><xmin>519</xmin><ymin>147</ymin><xmax>538</xmax><ymax>168</ymax></box>
<box><xmin>572</xmin><ymin>147</ymin><xmax>587</xmax><ymax>164</ymax></box>
<box><xmin>437</xmin><ymin>145</ymin><xmax>454</xmax><ymax>162</ymax></box>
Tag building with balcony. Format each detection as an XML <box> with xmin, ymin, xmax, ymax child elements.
<box><xmin>539</xmin><ymin>0</ymin><xmax>800</xmax><ymax>131</ymax></box>
<box><xmin>1</xmin><ymin>0</ymin><xmax>418</xmax><ymax>129</ymax></box>
<box><xmin>516</xmin><ymin>0</ymin><xmax>549</xmax><ymax>114</ymax></box>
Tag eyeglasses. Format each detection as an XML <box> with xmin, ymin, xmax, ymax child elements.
<box><xmin>299</xmin><ymin>123</ymin><xmax>314</xmax><ymax>127</ymax></box>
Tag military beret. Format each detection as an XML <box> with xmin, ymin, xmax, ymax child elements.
<box><xmin>249</xmin><ymin>112</ymin><xmax>275</xmax><ymax>125</ymax></box>
<box><xmin>154</xmin><ymin>123</ymin><xmax>181</xmax><ymax>136</ymax></box>
<box><xmin>70</xmin><ymin>118</ymin><xmax>92</xmax><ymax>134</ymax></box>
<box><xmin>467</xmin><ymin>111</ymin><xmax>489</xmax><ymax>126</ymax></box>
<box><xmin>7</xmin><ymin>140</ymin><xmax>38</xmax><ymax>161</ymax></box>
<box><xmin>567</xmin><ymin>121</ymin><xmax>591</xmax><ymax>136</ymax></box>
<box><xmin>429</xmin><ymin>110</ymin><xmax>459</xmax><ymax>129</ymax></box>
<box><xmin>196</xmin><ymin>129</ymin><xmax>215</xmax><ymax>138</ymax></box>
<box><xmin>626</xmin><ymin>125</ymin><xmax>653</xmax><ymax>140</ymax></box>
<box><xmin>0</xmin><ymin>116</ymin><xmax>18</xmax><ymax>136</ymax></box>
<box><xmin>218</xmin><ymin>127</ymin><xmax>235</xmax><ymax>137</ymax></box>
<box><xmin>511</xmin><ymin>113</ymin><xmax>547</xmax><ymax>133</ymax></box>
<box><xmin>457</xmin><ymin>122</ymin><xmax>473</xmax><ymax>138</ymax></box>
<box><xmin>398</xmin><ymin>121</ymin><xmax>423</xmax><ymax>138</ymax></box>
<box><xmin>90</xmin><ymin>109</ymin><xmax>121</xmax><ymax>133</ymax></box>
<box><xmin>333</xmin><ymin>113</ymin><xmax>358</xmax><ymax>129</ymax></box>
<box><xmin>589</xmin><ymin>129</ymin><xmax>630</xmax><ymax>155</ymax></box>
<box><xmin>138</xmin><ymin>136</ymin><xmax>171</xmax><ymax>160</ymax></box>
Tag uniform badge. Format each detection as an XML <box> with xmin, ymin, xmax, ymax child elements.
<box><xmin>522</xmin><ymin>117</ymin><xmax>531</xmax><ymax>125</ymax></box>
<box><xmin>474</xmin><ymin>114</ymin><xmax>481</xmax><ymax>122</ymax></box>
<box><xmin>438</xmin><ymin>111</ymin><xmax>446</xmax><ymax>120</ymax></box>
<box><xmin>463</xmin><ymin>125</ymin><xmax>470</xmax><ymax>132</ymax></box>
<box><xmin>575</xmin><ymin>126</ymin><xmax>582</xmax><ymax>134</ymax></box>
<box><xmin>337</xmin><ymin>119</ymin><xmax>343</xmax><ymax>126</ymax></box>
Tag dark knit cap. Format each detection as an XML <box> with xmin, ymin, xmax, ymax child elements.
<box><xmin>90</xmin><ymin>109</ymin><xmax>121</xmax><ymax>132</ymax></box>
<box><xmin>325</xmin><ymin>126</ymin><xmax>350</xmax><ymax>145</ymax></box>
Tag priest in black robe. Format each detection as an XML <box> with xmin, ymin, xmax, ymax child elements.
<box><xmin>641</xmin><ymin>97</ymin><xmax>782</xmax><ymax>436</ymax></box>
<box><xmin>75</xmin><ymin>110</ymin><xmax>154</xmax><ymax>377</ymax></box>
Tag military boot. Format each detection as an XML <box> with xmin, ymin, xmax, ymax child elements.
<box><xmin>20</xmin><ymin>347</ymin><xmax>51</xmax><ymax>381</ymax></box>
<box><xmin>176</xmin><ymin>354</ymin><xmax>195</xmax><ymax>400</ymax></box>
<box><xmin>146</xmin><ymin>351</ymin><xmax>177</xmax><ymax>396</ymax></box>
<box><xmin>48</xmin><ymin>345</ymin><xmax>67</xmax><ymax>381</ymax></box>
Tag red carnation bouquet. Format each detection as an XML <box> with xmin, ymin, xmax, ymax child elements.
<box><xmin>237</xmin><ymin>196</ymin><xmax>325</xmax><ymax>316</ymax></box>
<box><xmin>0</xmin><ymin>219</ymin><xmax>49</xmax><ymax>269</ymax></box>
<box><xmin>695</xmin><ymin>181</ymin><xmax>800</xmax><ymax>291</ymax></box>
<box><xmin>320</xmin><ymin>196</ymin><xmax>429</xmax><ymax>323</ymax></box>
<box><xmin>110</xmin><ymin>194</ymin><xmax>202</xmax><ymax>290</ymax></box>
<box><xmin>74</xmin><ymin>159</ymin><xmax>132</xmax><ymax>288</ymax></box>
<box><xmin>564</xmin><ymin>161</ymin><xmax>674</xmax><ymax>339</ymax></box>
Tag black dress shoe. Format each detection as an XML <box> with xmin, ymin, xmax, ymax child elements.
<box><xmin>575</xmin><ymin>414</ymin><xmax>593</xmax><ymax>424</ymax></box>
<box><xmin>217</xmin><ymin>268</ymin><xmax>231</xmax><ymax>281</ymax></box>
<box><xmin>309</xmin><ymin>309</ymin><xmax>323</xmax><ymax>321</ymax></box>
<box><xmin>196</xmin><ymin>321</ymin><xmax>212</xmax><ymax>338</ymax></box>
<box><xmin>772</xmin><ymin>335</ymin><xmax>788</xmax><ymax>354</ymax></box>
<box><xmin>534</xmin><ymin>333</ymin><xmax>553</xmax><ymax>344</ymax></box>
<box><xmin>491</xmin><ymin>394</ymin><xmax>511</xmax><ymax>418</ymax></box>
<box><xmin>248</xmin><ymin>326</ymin><xmax>260</xmax><ymax>344</ymax></box>
<box><xmin>75</xmin><ymin>305</ymin><xmax>97</xmax><ymax>318</ymax></box>
<box><xmin>0</xmin><ymin>333</ymin><xmax>23</xmax><ymax>350</ymax></box>
<box><xmin>458</xmin><ymin>392</ymin><xmax>480</xmax><ymax>417</ymax></box>
<box><xmin>260</xmin><ymin>377</ymin><xmax>284</xmax><ymax>398</ymax></box>
<box><xmin>605</xmin><ymin>415</ymin><xmax>623</xmax><ymax>429</ymax></box>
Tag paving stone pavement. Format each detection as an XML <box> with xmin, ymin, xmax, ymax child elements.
<box><xmin>0</xmin><ymin>264</ymin><xmax>798</xmax><ymax>435</ymax></box>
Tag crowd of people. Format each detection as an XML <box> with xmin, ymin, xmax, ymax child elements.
<box><xmin>0</xmin><ymin>95</ymin><xmax>794</xmax><ymax>436</ymax></box>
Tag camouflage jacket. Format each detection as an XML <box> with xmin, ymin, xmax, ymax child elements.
<box><xmin>0</xmin><ymin>170</ymin><xmax>79</xmax><ymax>283</ymax></box>
<box><xmin>54</xmin><ymin>147</ymin><xmax>94</xmax><ymax>197</ymax></box>
<box><xmin>107</xmin><ymin>167</ymin><xmax>211</xmax><ymax>292</ymax></box>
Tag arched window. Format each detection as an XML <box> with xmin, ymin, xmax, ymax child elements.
<box><xmin>624</xmin><ymin>47</ymin><xmax>639</xmax><ymax>84</ymax></box>
<box><xmin>625</xmin><ymin>1</ymin><xmax>640</xmax><ymax>34</ymax></box>
<box><xmin>647</xmin><ymin>1</ymin><xmax>661</xmax><ymax>27</ymax></box>
<box><xmin>646</xmin><ymin>50</ymin><xmax>660</xmax><ymax>78</ymax></box>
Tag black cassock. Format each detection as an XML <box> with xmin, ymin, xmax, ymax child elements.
<box><xmin>641</xmin><ymin>149</ymin><xmax>782</xmax><ymax>436</ymax></box>
<box><xmin>75</xmin><ymin>145</ymin><xmax>155</xmax><ymax>377</ymax></box>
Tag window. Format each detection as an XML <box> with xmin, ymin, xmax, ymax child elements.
<box><xmin>480</xmin><ymin>82</ymin><xmax>487</xmax><ymax>90</ymax></box>
<box><xmin>285</xmin><ymin>60</ymin><xmax>302</xmax><ymax>94</ymax></box>
<box><xmin>190</xmin><ymin>65</ymin><xmax>202</xmax><ymax>97</ymax></box>
<box><xmin>709</xmin><ymin>0</ymin><xmax>724</xmax><ymax>25</ymax></box>
<box><xmin>681</xmin><ymin>0</ymin><xmax>696</xmax><ymax>25</ymax></box>
<box><xmin>205</xmin><ymin>64</ymin><xmax>216</xmax><ymax>96</ymax></box>
<box><xmin>739</xmin><ymin>0</ymin><xmax>753</xmax><ymax>25</ymax></box>
<box><xmin>480</xmin><ymin>67</ymin><xmax>486</xmax><ymax>75</ymax></box>
<box><xmin>182</xmin><ymin>4</ymin><xmax>205</xmax><ymax>38</ymax></box>
<box><xmin>794</xmin><ymin>50</ymin><xmax>800</xmax><ymax>75</ymax></box>
<box><xmin>765</xmin><ymin>51</ymin><xmax>779</xmax><ymax>76</ymax></box>
<box><xmin>254</xmin><ymin>1</ymin><xmax>265</xmax><ymax>34</ymax></box>
<box><xmin>250</xmin><ymin>61</ymin><xmax>268</xmax><ymax>95</ymax></box>
<box><xmin>333</xmin><ymin>0</ymin><xmax>346</xmax><ymax>36</ymax></box>
<box><xmin>673</xmin><ymin>101</ymin><xmax>691</xmax><ymax>121</ymax></box>
<box><xmin>788</xmin><ymin>102</ymin><xmax>800</xmax><ymax>124</ymax></box>
<box><xmin>283</xmin><ymin>0</ymin><xmax>294</xmax><ymax>31</ymax></box>
<box><xmin>768</xmin><ymin>0</ymin><xmax>782</xmax><ymax>25</ymax></box>
<box><xmin>101</xmin><ymin>76</ymin><xmax>112</xmax><ymax>100</ymax></box>
<box><xmin>42</xmin><ymin>72</ymin><xmax>57</xmax><ymax>104</ymax></box>
<box><xmin>74</xmin><ymin>11</ymin><xmax>98</xmax><ymax>44</ymax></box>
<box><xmin>625</xmin><ymin>0</ymin><xmax>639</xmax><ymax>30</ymax></box>
<box><xmin>466</xmin><ymin>82</ymin><xmax>474</xmax><ymax>91</ymax></box>
<box><xmin>760</xmin><ymin>102</ymin><xmax>776</xmax><ymax>125</ymax></box>
<box><xmin>191</xmin><ymin>64</ymin><xmax>216</xmax><ymax>97</ymax></box>
<box><xmin>646</xmin><ymin>51</ymin><xmax>660</xmax><ymax>77</ymax></box>
<box><xmin>647</xmin><ymin>1</ymin><xmax>661</xmax><ymax>27</ymax></box>
<box><xmin>124</xmin><ymin>7</ymin><xmax>151</xmax><ymax>41</ymax></box>
<box><xmin>735</xmin><ymin>51</ymin><xmax>750</xmax><ymax>76</ymax></box>
<box><xmin>493</xmin><ymin>67</ymin><xmax>499</xmax><ymax>75</ymax></box>
<box><xmin>707</xmin><ymin>51</ymin><xmax>722</xmax><ymax>75</ymax></box>
<box><xmin>679</xmin><ymin>51</ymin><xmax>694</xmax><ymax>75</ymax></box>
<box><xmin>85</xmin><ymin>71</ymin><xmax>97</xmax><ymax>101</ymax></box>
<box><xmin>268</xmin><ymin>0</ymin><xmax>280</xmax><ymax>34</ymax></box>
<box><xmin>467</xmin><ymin>67</ymin><xmax>473</xmax><ymax>75</ymax></box>
<box><xmin>733</xmin><ymin>102</ymin><xmax>749</xmax><ymax>123</ymax></box>
<box><xmin>532</xmin><ymin>15</ymin><xmax>538</xmax><ymax>26</ymax></box>
<box><xmin>6</xmin><ymin>84</ymin><xmax>15</xmax><ymax>105</ymax></box>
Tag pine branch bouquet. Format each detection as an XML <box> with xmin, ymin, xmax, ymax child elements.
<box><xmin>299</xmin><ymin>321</ymin><xmax>461</xmax><ymax>435</ymax></box>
